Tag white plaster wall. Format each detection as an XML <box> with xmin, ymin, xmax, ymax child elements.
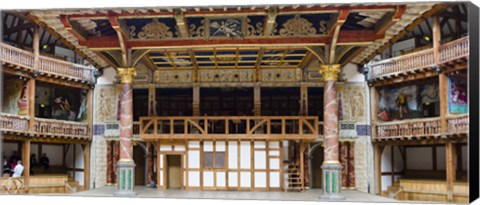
<box><xmin>204</xmin><ymin>171</ymin><xmax>214</xmax><ymax>187</ymax></box>
<box><xmin>216</xmin><ymin>171</ymin><xmax>226</xmax><ymax>187</ymax></box>
<box><xmin>188</xmin><ymin>171</ymin><xmax>200</xmax><ymax>187</ymax></box>
<box><xmin>341</xmin><ymin>63</ymin><xmax>365</xmax><ymax>82</ymax></box>
<box><xmin>269</xmin><ymin>172</ymin><xmax>280</xmax><ymax>188</ymax></box>
<box><xmin>228</xmin><ymin>172</ymin><xmax>238</xmax><ymax>187</ymax></box>
<box><xmin>254</xmin><ymin>172</ymin><xmax>267</xmax><ymax>188</ymax></box>
<box><xmin>96</xmin><ymin>67</ymin><xmax>117</xmax><ymax>85</ymax></box>
<box><xmin>240</xmin><ymin>172</ymin><xmax>251</xmax><ymax>187</ymax></box>
<box><xmin>42</xmin><ymin>144</ymin><xmax>63</xmax><ymax>166</ymax></box>
<box><xmin>406</xmin><ymin>147</ymin><xmax>433</xmax><ymax>170</ymax></box>
<box><xmin>240</xmin><ymin>141</ymin><xmax>250</xmax><ymax>169</ymax></box>
<box><xmin>228</xmin><ymin>141</ymin><xmax>238</xmax><ymax>169</ymax></box>
<box><xmin>188</xmin><ymin>150</ymin><xmax>200</xmax><ymax>169</ymax></box>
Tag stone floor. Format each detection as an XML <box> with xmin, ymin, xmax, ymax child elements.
<box><xmin>74</xmin><ymin>186</ymin><xmax>398</xmax><ymax>203</ymax></box>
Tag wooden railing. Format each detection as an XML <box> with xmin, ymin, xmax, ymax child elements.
<box><xmin>375</xmin><ymin>117</ymin><xmax>441</xmax><ymax>139</ymax></box>
<box><xmin>369</xmin><ymin>36</ymin><xmax>469</xmax><ymax>80</ymax></box>
<box><xmin>0</xmin><ymin>113</ymin><xmax>29</xmax><ymax>133</ymax></box>
<box><xmin>133</xmin><ymin>121</ymin><xmax>140</xmax><ymax>137</ymax></box>
<box><xmin>140</xmin><ymin>116</ymin><xmax>319</xmax><ymax>140</ymax></box>
<box><xmin>34</xmin><ymin>118</ymin><xmax>89</xmax><ymax>139</ymax></box>
<box><xmin>447</xmin><ymin>114</ymin><xmax>469</xmax><ymax>134</ymax></box>
<box><xmin>0</xmin><ymin>43</ymin><xmax>95</xmax><ymax>83</ymax></box>
<box><xmin>439</xmin><ymin>36</ymin><xmax>469</xmax><ymax>64</ymax></box>
<box><xmin>369</xmin><ymin>49</ymin><xmax>434</xmax><ymax>79</ymax></box>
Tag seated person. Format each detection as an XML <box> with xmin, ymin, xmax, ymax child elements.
<box><xmin>12</xmin><ymin>160</ymin><xmax>24</xmax><ymax>178</ymax></box>
<box><xmin>39</xmin><ymin>153</ymin><xmax>50</xmax><ymax>172</ymax></box>
<box><xmin>2</xmin><ymin>156</ymin><xmax>11</xmax><ymax>175</ymax></box>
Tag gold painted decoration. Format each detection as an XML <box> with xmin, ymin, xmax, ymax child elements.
<box><xmin>189</xmin><ymin>19</ymin><xmax>205</xmax><ymax>38</ymax></box>
<box><xmin>319</xmin><ymin>64</ymin><xmax>341</xmax><ymax>81</ymax></box>
<box><xmin>130</xmin><ymin>19</ymin><xmax>174</xmax><ymax>39</ymax></box>
<box><xmin>246</xmin><ymin>18</ymin><xmax>264</xmax><ymax>36</ymax></box>
<box><xmin>279</xmin><ymin>15</ymin><xmax>316</xmax><ymax>36</ymax></box>
<box><xmin>117</xmin><ymin>68</ymin><xmax>137</xmax><ymax>84</ymax></box>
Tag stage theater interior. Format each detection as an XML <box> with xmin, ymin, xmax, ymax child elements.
<box><xmin>0</xmin><ymin>2</ymin><xmax>473</xmax><ymax>203</ymax></box>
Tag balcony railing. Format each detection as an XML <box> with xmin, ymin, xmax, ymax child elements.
<box><xmin>1</xmin><ymin>113</ymin><xmax>90</xmax><ymax>140</ymax></box>
<box><xmin>0</xmin><ymin>113</ymin><xmax>29</xmax><ymax>133</ymax></box>
<box><xmin>447</xmin><ymin>114</ymin><xmax>469</xmax><ymax>134</ymax></box>
<box><xmin>375</xmin><ymin>115</ymin><xmax>469</xmax><ymax>140</ymax></box>
<box><xmin>0</xmin><ymin>43</ymin><xmax>95</xmax><ymax>83</ymax></box>
<box><xmin>140</xmin><ymin>116</ymin><xmax>319</xmax><ymax>140</ymax></box>
<box><xmin>369</xmin><ymin>36</ymin><xmax>469</xmax><ymax>80</ymax></box>
<box><xmin>439</xmin><ymin>36</ymin><xmax>469</xmax><ymax>64</ymax></box>
<box><xmin>33</xmin><ymin>118</ymin><xmax>89</xmax><ymax>139</ymax></box>
<box><xmin>375</xmin><ymin>117</ymin><xmax>441</xmax><ymax>139</ymax></box>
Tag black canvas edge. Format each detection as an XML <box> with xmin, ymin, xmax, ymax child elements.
<box><xmin>468</xmin><ymin>1</ymin><xmax>480</xmax><ymax>203</ymax></box>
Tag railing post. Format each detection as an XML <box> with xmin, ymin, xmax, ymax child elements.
<box><xmin>33</xmin><ymin>26</ymin><xmax>40</xmax><ymax>71</ymax></box>
<box><xmin>27</xmin><ymin>78</ymin><xmax>35</xmax><ymax>132</ymax></box>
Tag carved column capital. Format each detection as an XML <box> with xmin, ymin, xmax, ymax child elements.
<box><xmin>117</xmin><ymin>68</ymin><xmax>137</xmax><ymax>84</ymax></box>
<box><xmin>319</xmin><ymin>64</ymin><xmax>341</xmax><ymax>81</ymax></box>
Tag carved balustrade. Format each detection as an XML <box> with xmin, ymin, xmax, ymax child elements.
<box><xmin>369</xmin><ymin>36</ymin><xmax>469</xmax><ymax>80</ymax></box>
<box><xmin>34</xmin><ymin>118</ymin><xmax>89</xmax><ymax>139</ymax></box>
<box><xmin>439</xmin><ymin>36</ymin><xmax>469</xmax><ymax>64</ymax></box>
<box><xmin>375</xmin><ymin>117</ymin><xmax>441</xmax><ymax>139</ymax></box>
<box><xmin>0</xmin><ymin>113</ymin><xmax>29</xmax><ymax>133</ymax></box>
<box><xmin>140</xmin><ymin>116</ymin><xmax>319</xmax><ymax>140</ymax></box>
<box><xmin>0</xmin><ymin>43</ymin><xmax>94</xmax><ymax>83</ymax></box>
<box><xmin>447</xmin><ymin>114</ymin><xmax>469</xmax><ymax>134</ymax></box>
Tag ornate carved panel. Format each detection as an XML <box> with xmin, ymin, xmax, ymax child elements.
<box><xmin>199</xmin><ymin>69</ymin><xmax>255</xmax><ymax>83</ymax></box>
<box><xmin>128</xmin><ymin>18</ymin><xmax>179</xmax><ymax>39</ymax></box>
<box><xmin>95</xmin><ymin>86</ymin><xmax>119</xmax><ymax>122</ymax></box>
<box><xmin>261</xmin><ymin>68</ymin><xmax>302</xmax><ymax>83</ymax></box>
<box><xmin>338</xmin><ymin>84</ymin><xmax>366</xmax><ymax>122</ymax></box>
<box><xmin>271</xmin><ymin>14</ymin><xmax>332</xmax><ymax>36</ymax></box>
<box><xmin>154</xmin><ymin>70</ymin><xmax>193</xmax><ymax>84</ymax></box>
<box><xmin>133</xmin><ymin>64</ymin><xmax>152</xmax><ymax>83</ymax></box>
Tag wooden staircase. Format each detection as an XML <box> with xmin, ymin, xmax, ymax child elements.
<box><xmin>285</xmin><ymin>164</ymin><xmax>304</xmax><ymax>192</ymax></box>
<box><xmin>65</xmin><ymin>177</ymin><xmax>81</xmax><ymax>193</ymax></box>
<box><xmin>382</xmin><ymin>181</ymin><xmax>403</xmax><ymax>199</ymax></box>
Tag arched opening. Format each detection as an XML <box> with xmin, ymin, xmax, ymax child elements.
<box><xmin>309</xmin><ymin>143</ymin><xmax>324</xmax><ymax>189</ymax></box>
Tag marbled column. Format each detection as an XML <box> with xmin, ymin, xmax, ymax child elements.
<box><xmin>319</xmin><ymin>64</ymin><xmax>344</xmax><ymax>200</ymax></box>
<box><xmin>340</xmin><ymin>143</ymin><xmax>347</xmax><ymax>187</ymax></box>
<box><xmin>106</xmin><ymin>141</ymin><xmax>113</xmax><ymax>185</ymax></box>
<box><xmin>115</xmin><ymin>67</ymin><xmax>137</xmax><ymax>197</ymax></box>
<box><xmin>119</xmin><ymin>82</ymin><xmax>134</xmax><ymax>161</ymax></box>
<box><xmin>113</xmin><ymin>141</ymin><xmax>120</xmax><ymax>184</ymax></box>
<box><xmin>147</xmin><ymin>143</ymin><xmax>154</xmax><ymax>184</ymax></box>
<box><xmin>347</xmin><ymin>142</ymin><xmax>355</xmax><ymax>188</ymax></box>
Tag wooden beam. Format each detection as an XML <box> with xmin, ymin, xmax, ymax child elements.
<box><xmin>59</xmin><ymin>15</ymin><xmax>88</xmax><ymax>42</ymax></box>
<box><xmin>374</xmin><ymin>144</ymin><xmax>383</xmax><ymax>195</ymax></box>
<box><xmin>362</xmin><ymin>4</ymin><xmax>446</xmax><ymax>64</ymax></box>
<box><xmin>374</xmin><ymin>5</ymin><xmax>407</xmax><ymax>35</ymax></box>
<box><xmin>3</xmin><ymin>22</ymin><xmax>36</xmax><ymax>36</ymax></box>
<box><xmin>80</xmin><ymin>30</ymin><xmax>382</xmax><ymax>49</ymax></box>
<box><xmin>108</xmin><ymin>15</ymin><xmax>128</xmax><ymax>67</ymax></box>
<box><xmin>27</xmin><ymin>78</ymin><xmax>35</xmax><ymax>131</ymax></box>
<box><xmin>445</xmin><ymin>141</ymin><xmax>456</xmax><ymax>202</ymax></box>
<box><xmin>83</xmin><ymin>143</ymin><xmax>91</xmax><ymax>190</ymax></box>
<box><xmin>329</xmin><ymin>9</ymin><xmax>350</xmax><ymax>64</ymax></box>
<box><xmin>22</xmin><ymin>139</ymin><xmax>31</xmax><ymax>193</ymax></box>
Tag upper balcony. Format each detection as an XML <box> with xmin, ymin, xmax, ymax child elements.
<box><xmin>0</xmin><ymin>113</ymin><xmax>90</xmax><ymax>141</ymax></box>
<box><xmin>368</xmin><ymin>36</ymin><xmax>469</xmax><ymax>83</ymax></box>
<box><xmin>373</xmin><ymin>114</ymin><xmax>468</xmax><ymax>142</ymax></box>
<box><xmin>139</xmin><ymin>116</ymin><xmax>320</xmax><ymax>141</ymax></box>
<box><xmin>0</xmin><ymin>43</ymin><xmax>95</xmax><ymax>84</ymax></box>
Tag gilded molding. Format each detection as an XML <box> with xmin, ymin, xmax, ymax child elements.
<box><xmin>319</xmin><ymin>64</ymin><xmax>341</xmax><ymax>81</ymax></box>
<box><xmin>117</xmin><ymin>68</ymin><xmax>137</xmax><ymax>84</ymax></box>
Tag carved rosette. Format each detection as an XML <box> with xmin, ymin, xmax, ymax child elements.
<box><xmin>117</xmin><ymin>68</ymin><xmax>137</xmax><ymax>84</ymax></box>
<box><xmin>319</xmin><ymin>64</ymin><xmax>341</xmax><ymax>81</ymax></box>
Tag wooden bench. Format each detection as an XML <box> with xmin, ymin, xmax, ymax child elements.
<box><xmin>396</xmin><ymin>178</ymin><xmax>468</xmax><ymax>203</ymax></box>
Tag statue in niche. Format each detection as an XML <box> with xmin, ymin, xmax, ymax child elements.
<box><xmin>395</xmin><ymin>91</ymin><xmax>409</xmax><ymax>120</ymax></box>
<box><xmin>17</xmin><ymin>81</ymin><xmax>28</xmax><ymax>115</ymax></box>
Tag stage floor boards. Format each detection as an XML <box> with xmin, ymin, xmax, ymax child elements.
<box><xmin>73</xmin><ymin>186</ymin><xmax>398</xmax><ymax>202</ymax></box>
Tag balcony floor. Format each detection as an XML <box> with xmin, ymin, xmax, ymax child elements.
<box><xmin>73</xmin><ymin>186</ymin><xmax>397</xmax><ymax>202</ymax></box>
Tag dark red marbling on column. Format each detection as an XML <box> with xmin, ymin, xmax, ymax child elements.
<box><xmin>113</xmin><ymin>141</ymin><xmax>120</xmax><ymax>183</ymax></box>
<box><xmin>106</xmin><ymin>141</ymin><xmax>113</xmax><ymax>184</ymax></box>
<box><xmin>323</xmin><ymin>80</ymin><xmax>339</xmax><ymax>162</ymax></box>
<box><xmin>348</xmin><ymin>142</ymin><xmax>355</xmax><ymax>187</ymax></box>
<box><xmin>119</xmin><ymin>83</ymin><xmax>133</xmax><ymax>161</ymax></box>
<box><xmin>340</xmin><ymin>143</ymin><xmax>347</xmax><ymax>187</ymax></box>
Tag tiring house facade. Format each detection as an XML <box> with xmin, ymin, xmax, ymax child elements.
<box><xmin>0</xmin><ymin>2</ymin><xmax>473</xmax><ymax>203</ymax></box>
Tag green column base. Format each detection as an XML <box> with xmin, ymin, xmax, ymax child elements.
<box><xmin>114</xmin><ymin>161</ymin><xmax>136</xmax><ymax>197</ymax></box>
<box><xmin>320</xmin><ymin>162</ymin><xmax>345</xmax><ymax>201</ymax></box>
